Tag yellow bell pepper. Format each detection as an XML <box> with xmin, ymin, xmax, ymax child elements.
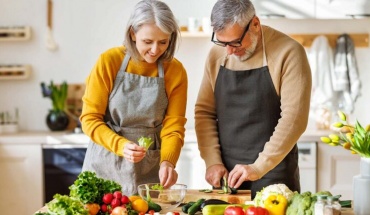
<box><xmin>264</xmin><ymin>194</ymin><xmax>288</xmax><ymax>215</ymax></box>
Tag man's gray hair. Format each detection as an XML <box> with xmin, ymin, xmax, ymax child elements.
<box><xmin>211</xmin><ymin>0</ymin><xmax>255</xmax><ymax>32</ymax></box>
<box><xmin>124</xmin><ymin>0</ymin><xmax>180</xmax><ymax>62</ymax></box>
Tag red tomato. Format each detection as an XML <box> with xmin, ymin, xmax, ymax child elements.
<box><xmin>100</xmin><ymin>204</ymin><xmax>108</xmax><ymax>213</ymax></box>
<box><xmin>111</xmin><ymin>206</ymin><xmax>127</xmax><ymax>215</ymax></box>
<box><xmin>224</xmin><ymin>206</ymin><xmax>245</xmax><ymax>215</ymax></box>
<box><xmin>111</xmin><ymin>198</ymin><xmax>122</xmax><ymax>208</ymax></box>
<box><xmin>113</xmin><ymin>191</ymin><xmax>123</xmax><ymax>199</ymax></box>
<box><xmin>121</xmin><ymin>195</ymin><xmax>130</xmax><ymax>204</ymax></box>
<box><xmin>245</xmin><ymin>206</ymin><xmax>269</xmax><ymax>215</ymax></box>
<box><xmin>103</xmin><ymin>193</ymin><xmax>114</xmax><ymax>204</ymax></box>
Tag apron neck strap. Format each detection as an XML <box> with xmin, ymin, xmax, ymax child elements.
<box><xmin>120</xmin><ymin>53</ymin><xmax>164</xmax><ymax>77</ymax></box>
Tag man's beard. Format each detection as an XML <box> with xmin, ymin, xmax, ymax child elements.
<box><xmin>233</xmin><ymin>31</ymin><xmax>258</xmax><ymax>61</ymax></box>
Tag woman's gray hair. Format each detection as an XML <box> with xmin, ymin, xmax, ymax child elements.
<box><xmin>124</xmin><ymin>0</ymin><xmax>180</xmax><ymax>62</ymax></box>
<box><xmin>211</xmin><ymin>0</ymin><xmax>255</xmax><ymax>32</ymax></box>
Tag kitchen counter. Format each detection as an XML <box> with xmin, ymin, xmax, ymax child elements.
<box><xmin>0</xmin><ymin>128</ymin><xmax>332</xmax><ymax>145</ymax></box>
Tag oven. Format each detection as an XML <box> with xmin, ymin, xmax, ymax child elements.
<box><xmin>42</xmin><ymin>144</ymin><xmax>87</xmax><ymax>203</ymax></box>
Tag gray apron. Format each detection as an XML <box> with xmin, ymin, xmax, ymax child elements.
<box><xmin>214</xmin><ymin>31</ymin><xmax>300</xmax><ymax>199</ymax></box>
<box><xmin>82</xmin><ymin>53</ymin><xmax>168</xmax><ymax>196</ymax></box>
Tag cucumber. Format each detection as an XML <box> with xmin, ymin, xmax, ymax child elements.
<box><xmin>187</xmin><ymin>198</ymin><xmax>205</xmax><ymax>215</ymax></box>
<box><xmin>182</xmin><ymin>201</ymin><xmax>195</xmax><ymax>213</ymax></box>
<box><xmin>202</xmin><ymin>204</ymin><xmax>251</xmax><ymax>215</ymax></box>
<box><xmin>148</xmin><ymin>201</ymin><xmax>161</xmax><ymax>212</ymax></box>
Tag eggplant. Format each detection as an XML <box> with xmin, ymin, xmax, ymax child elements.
<box><xmin>200</xmin><ymin>199</ymin><xmax>230</xmax><ymax>210</ymax></box>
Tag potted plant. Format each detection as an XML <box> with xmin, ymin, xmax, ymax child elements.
<box><xmin>320</xmin><ymin>111</ymin><xmax>370</xmax><ymax>215</ymax></box>
<box><xmin>40</xmin><ymin>80</ymin><xmax>69</xmax><ymax>131</ymax></box>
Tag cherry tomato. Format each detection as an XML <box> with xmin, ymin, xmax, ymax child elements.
<box><xmin>224</xmin><ymin>206</ymin><xmax>245</xmax><ymax>215</ymax></box>
<box><xmin>113</xmin><ymin>191</ymin><xmax>123</xmax><ymax>199</ymax></box>
<box><xmin>111</xmin><ymin>198</ymin><xmax>121</xmax><ymax>208</ymax></box>
<box><xmin>102</xmin><ymin>193</ymin><xmax>114</xmax><ymax>204</ymax></box>
<box><xmin>121</xmin><ymin>195</ymin><xmax>130</xmax><ymax>204</ymax></box>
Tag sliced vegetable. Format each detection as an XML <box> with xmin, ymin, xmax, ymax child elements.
<box><xmin>138</xmin><ymin>136</ymin><xmax>154</xmax><ymax>150</ymax></box>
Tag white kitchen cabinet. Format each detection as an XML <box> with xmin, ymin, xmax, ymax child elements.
<box><xmin>251</xmin><ymin>0</ymin><xmax>316</xmax><ymax>19</ymax></box>
<box><xmin>316</xmin><ymin>0</ymin><xmax>370</xmax><ymax>19</ymax></box>
<box><xmin>317</xmin><ymin>142</ymin><xmax>360</xmax><ymax>200</ymax></box>
<box><xmin>0</xmin><ymin>144</ymin><xmax>43</xmax><ymax>215</ymax></box>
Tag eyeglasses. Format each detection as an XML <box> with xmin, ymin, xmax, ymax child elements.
<box><xmin>211</xmin><ymin>19</ymin><xmax>253</xmax><ymax>47</ymax></box>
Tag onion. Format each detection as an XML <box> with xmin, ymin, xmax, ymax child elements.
<box><xmin>110</xmin><ymin>206</ymin><xmax>127</xmax><ymax>215</ymax></box>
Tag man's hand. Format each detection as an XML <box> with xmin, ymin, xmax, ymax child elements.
<box><xmin>228</xmin><ymin>164</ymin><xmax>259</xmax><ymax>188</ymax></box>
<box><xmin>159</xmin><ymin>161</ymin><xmax>178</xmax><ymax>188</ymax></box>
<box><xmin>205</xmin><ymin>164</ymin><xmax>228</xmax><ymax>187</ymax></box>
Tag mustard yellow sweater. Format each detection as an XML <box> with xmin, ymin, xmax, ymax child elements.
<box><xmin>195</xmin><ymin>26</ymin><xmax>312</xmax><ymax>178</ymax></box>
<box><xmin>80</xmin><ymin>46</ymin><xmax>188</xmax><ymax>166</ymax></box>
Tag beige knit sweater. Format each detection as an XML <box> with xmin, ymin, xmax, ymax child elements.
<box><xmin>194</xmin><ymin>25</ymin><xmax>312</xmax><ymax>179</ymax></box>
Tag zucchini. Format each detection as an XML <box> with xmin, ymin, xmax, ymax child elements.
<box><xmin>187</xmin><ymin>198</ymin><xmax>205</xmax><ymax>215</ymax></box>
<box><xmin>202</xmin><ymin>204</ymin><xmax>251</xmax><ymax>215</ymax></box>
<box><xmin>200</xmin><ymin>199</ymin><xmax>230</xmax><ymax>210</ymax></box>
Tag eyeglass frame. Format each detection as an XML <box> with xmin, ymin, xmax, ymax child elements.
<box><xmin>211</xmin><ymin>18</ymin><xmax>253</xmax><ymax>47</ymax></box>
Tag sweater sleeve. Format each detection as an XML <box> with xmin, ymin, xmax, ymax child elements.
<box><xmin>249</xmin><ymin>33</ymin><xmax>312</xmax><ymax>178</ymax></box>
<box><xmin>195</xmin><ymin>46</ymin><xmax>225</xmax><ymax>169</ymax></box>
<box><xmin>80</xmin><ymin>48</ymin><xmax>130</xmax><ymax>156</ymax></box>
<box><xmin>160</xmin><ymin>60</ymin><xmax>188</xmax><ymax>166</ymax></box>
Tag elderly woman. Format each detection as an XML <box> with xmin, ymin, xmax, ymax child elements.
<box><xmin>80</xmin><ymin>0</ymin><xmax>187</xmax><ymax>195</ymax></box>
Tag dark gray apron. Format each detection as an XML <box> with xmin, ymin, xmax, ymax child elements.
<box><xmin>82</xmin><ymin>53</ymin><xmax>168</xmax><ymax>196</ymax></box>
<box><xmin>214</xmin><ymin>31</ymin><xmax>300</xmax><ymax>199</ymax></box>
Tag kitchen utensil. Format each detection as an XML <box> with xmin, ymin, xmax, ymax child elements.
<box><xmin>46</xmin><ymin>0</ymin><xmax>58</xmax><ymax>51</ymax></box>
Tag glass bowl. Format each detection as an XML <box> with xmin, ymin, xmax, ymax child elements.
<box><xmin>137</xmin><ymin>183</ymin><xmax>187</xmax><ymax>212</ymax></box>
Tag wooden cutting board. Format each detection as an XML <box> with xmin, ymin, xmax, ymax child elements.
<box><xmin>184</xmin><ymin>189</ymin><xmax>251</xmax><ymax>204</ymax></box>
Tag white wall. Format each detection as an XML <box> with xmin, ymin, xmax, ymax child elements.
<box><xmin>0</xmin><ymin>0</ymin><xmax>369</xmax><ymax>132</ymax></box>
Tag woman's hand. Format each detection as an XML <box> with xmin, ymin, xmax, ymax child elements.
<box><xmin>159</xmin><ymin>161</ymin><xmax>178</xmax><ymax>188</ymax></box>
<box><xmin>123</xmin><ymin>142</ymin><xmax>146</xmax><ymax>163</ymax></box>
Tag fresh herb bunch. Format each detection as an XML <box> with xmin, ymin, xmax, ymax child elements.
<box><xmin>321</xmin><ymin>110</ymin><xmax>370</xmax><ymax>158</ymax></box>
<box><xmin>69</xmin><ymin>171</ymin><xmax>122</xmax><ymax>204</ymax></box>
<box><xmin>40</xmin><ymin>80</ymin><xmax>68</xmax><ymax>112</ymax></box>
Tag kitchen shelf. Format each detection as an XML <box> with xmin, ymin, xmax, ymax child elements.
<box><xmin>0</xmin><ymin>65</ymin><xmax>31</xmax><ymax>80</ymax></box>
<box><xmin>290</xmin><ymin>33</ymin><xmax>369</xmax><ymax>47</ymax></box>
<box><xmin>0</xmin><ymin>26</ymin><xmax>31</xmax><ymax>41</ymax></box>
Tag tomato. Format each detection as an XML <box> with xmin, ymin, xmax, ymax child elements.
<box><xmin>111</xmin><ymin>198</ymin><xmax>122</xmax><ymax>208</ymax></box>
<box><xmin>245</xmin><ymin>206</ymin><xmax>269</xmax><ymax>215</ymax></box>
<box><xmin>121</xmin><ymin>195</ymin><xmax>130</xmax><ymax>204</ymax></box>
<box><xmin>113</xmin><ymin>191</ymin><xmax>123</xmax><ymax>199</ymax></box>
<box><xmin>110</xmin><ymin>206</ymin><xmax>127</xmax><ymax>215</ymax></box>
<box><xmin>103</xmin><ymin>193</ymin><xmax>114</xmax><ymax>204</ymax></box>
<box><xmin>100</xmin><ymin>204</ymin><xmax>108</xmax><ymax>213</ymax></box>
<box><xmin>224</xmin><ymin>206</ymin><xmax>245</xmax><ymax>215</ymax></box>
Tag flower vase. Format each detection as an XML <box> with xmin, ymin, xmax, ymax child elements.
<box><xmin>353</xmin><ymin>157</ymin><xmax>370</xmax><ymax>215</ymax></box>
<box><xmin>46</xmin><ymin>110</ymin><xmax>69</xmax><ymax>131</ymax></box>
